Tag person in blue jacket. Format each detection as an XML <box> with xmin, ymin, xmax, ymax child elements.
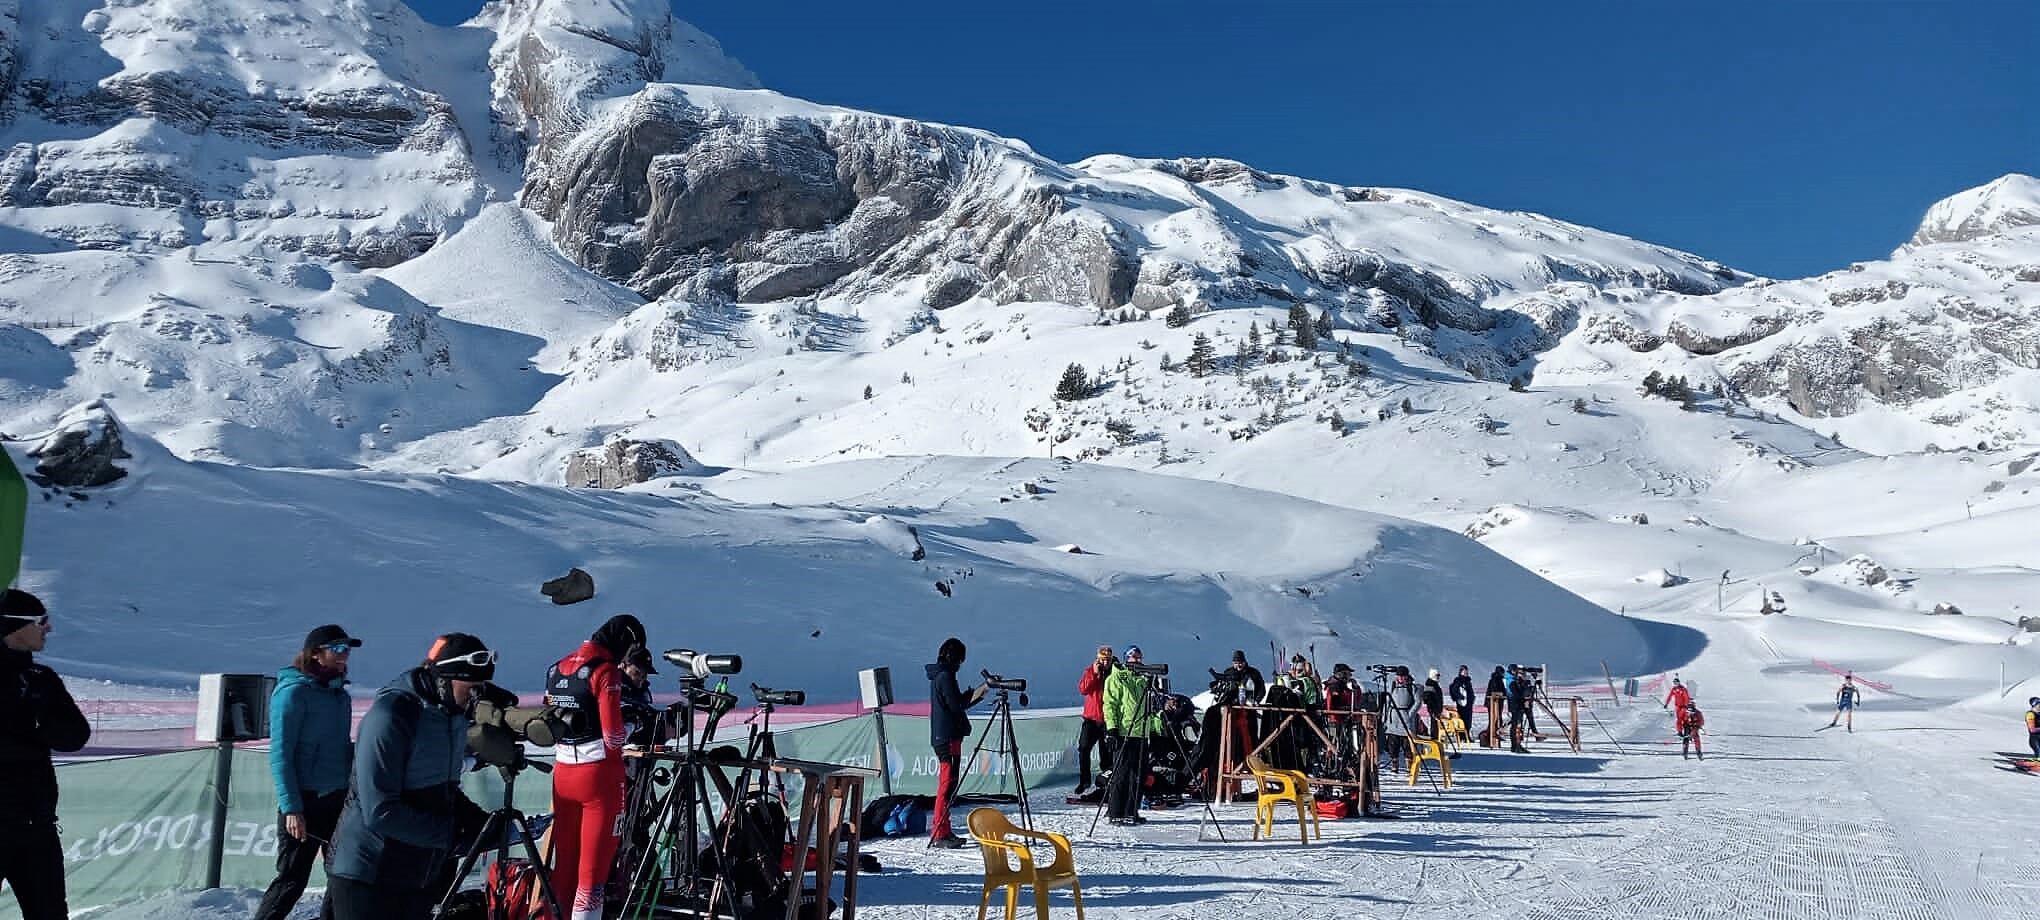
<box><xmin>254</xmin><ymin>625</ymin><xmax>362</xmax><ymax>920</ymax></box>
<box><xmin>328</xmin><ymin>633</ymin><xmax>496</xmax><ymax>920</ymax></box>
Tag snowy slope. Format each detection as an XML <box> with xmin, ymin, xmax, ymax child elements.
<box><xmin>5</xmin><ymin>441</ymin><xmax>1693</xmax><ymax>696</ymax></box>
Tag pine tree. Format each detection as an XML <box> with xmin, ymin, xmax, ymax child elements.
<box><xmin>1288</xmin><ymin>304</ymin><xmax>1317</xmax><ymax>350</ymax></box>
<box><xmin>1572</xmin><ymin>397</ymin><xmax>1588</xmax><ymax>414</ymax></box>
<box><xmin>1246</xmin><ymin>322</ymin><xmax>1264</xmax><ymax>360</ymax></box>
<box><xmin>1159</xmin><ymin>351</ymin><xmax>1173</xmax><ymax>372</ymax></box>
<box><xmin>1165</xmin><ymin>305</ymin><xmax>1193</xmax><ymax>328</ymax></box>
<box><xmin>1401</xmin><ymin>397</ymin><xmax>1414</xmax><ymax>415</ymax></box>
<box><xmin>1055</xmin><ymin>363</ymin><xmax>1092</xmax><ymax>401</ymax></box>
<box><xmin>1640</xmin><ymin>370</ymin><xmax>1664</xmax><ymax>397</ymax></box>
<box><xmin>1509</xmin><ymin>376</ymin><xmax>1528</xmax><ymax>392</ymax></box>
<box><xmin>1314</xmin><ymin>310</ymin><xmax>1335</xmax><ymax>342</ymax></box>
<box><xmin>1328</xmin><ymin>408</ymin><xmax>1345</xmax><ymax>434</ymax></box>
<box><xmin>863</xmin><ymin>385</ymin><xmax>874</xmax><ymax>400</ymax></box>
<box><xmin>1187</xmin><ymin>332</ymin><xmax>1217</xmax><ymax>378</ymax></box>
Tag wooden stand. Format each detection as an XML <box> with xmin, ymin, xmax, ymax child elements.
<box><xmin>1214</xmin><ymin>704</ymin><xmax>1378</xmax><ymax>814</ymax></box>
<box><xmin>762</xmin><ymin>758</ymin><xmax>877</xmax><ymax>920</ymax></box>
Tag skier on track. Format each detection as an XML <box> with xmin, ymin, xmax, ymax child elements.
<box><xmin>1677</xmin><ymin>701</ymin><xmax>1706</xmax><ymax>760</ymax></box>
<box><xmin>1662</xmin><ymin>676</ymin><xmax>1690</xmax><ymax>717</ymax></box>
<box><xmin>1826</xmin><ymin>674</ymin><xmax>1860</xmax><ymax>732</ymax></box>
<box><xmin>2025</xmin><ymin>697</ymin><xmax>2040</xmax><ymax>759</ymax></box>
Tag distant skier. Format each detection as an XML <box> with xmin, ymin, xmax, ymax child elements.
<box><xmin>1505</xmin><ymin>667</ymin><xmax>1532</xmax><ymax>753</ymax></box>
<box><xmin>1484</xmin><ymin>666</ymin><xmax>1507</xmax><ymax>744</ymax></box>
<box><xmin>1074</xmin><ymin>646</ymin><xmax>1116</xmax><ymax>797</ymax></box>
<box><xmin>2025</xmin><ymin>697</ymin><xmax>2040</xmax><ymax>758</ymax></box>
<box><xmin>1663</xmin><ymin>676</ymin><xmax>1690</xmax><ymax>716</ymax></box>
<box><xmin>1826</xmin><ymin>674</ymin><xmax>1860</xmax><ymax>732</ymax></box>
<box><xmin>1677</xmin><ymin>701</ymin><xmax>1705</xmax><ymax>760</ymax></box>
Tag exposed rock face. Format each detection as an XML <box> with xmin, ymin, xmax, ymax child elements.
<box><xmin>1908</xmin><ymin>174</ymin><xmax>2040</xmax><ymax>247</ymax></box>
<box><xmin>565</xmin><ymin>437</ymin><xmax>702</xmax><ymax>488</ymax></box>
<box><xmin>0</xmin><ymin>0</ymin><xmax>482</xmax><ymax>261</ymax></box>
<box><xmin>28</xmin><ymin>398</ymin><xmax>130</xmax><ymax>487</ymax></box>
<box><xmin>540</xmin><ymin>567</ymin><xmax>595</xmax><ymax>605</ymax></box>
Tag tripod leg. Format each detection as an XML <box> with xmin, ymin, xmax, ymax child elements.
<box><xmin>437</xmin><ymin>810</ymin><xmax>509</xmax><ymax>916</ymax></box>
<box><xmin>1000</xmin><ymin>704</ymin><xmax>1032</xmax><ymax>831</ymax></box>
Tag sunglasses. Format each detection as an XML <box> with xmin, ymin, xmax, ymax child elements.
<box><xmin>3</xmin><ymin>614</ymin><xmax>50</xmax><ymax>628</ymax></box>
<box><xmin>437</xmin><ymin>649</ymin><xmax>498</xmax><ymax>669</ymax></box>
<box><xmin>320</xmin><ymin>643</ymin><xmax>355</xmax><ymax>655</ymax></box>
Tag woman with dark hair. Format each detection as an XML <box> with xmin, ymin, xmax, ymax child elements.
<box><xmin>255</xmin><ymin>625</ymin><xmax>362</xmax><ymax>920</ymax></box>
<box><xmin>546</xmin><ymin>614</ymin><xmax>647</xmax><ymax>920</ymax></box>
<box><xmin>925</xmin><ymin>637</ymin><xmax>984</xmax><ymax>848</ymax></box>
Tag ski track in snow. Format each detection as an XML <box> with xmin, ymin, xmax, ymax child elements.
<box><xmin>846</xmin><ymin>664</ymin><xmax>2040</xmax><ymax>920</ymax></box>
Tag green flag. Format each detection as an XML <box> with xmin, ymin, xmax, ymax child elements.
<box><xmin>1</xmin><ymin>447</ymin><xmax>23</xmax><ymax>588</ymax></box>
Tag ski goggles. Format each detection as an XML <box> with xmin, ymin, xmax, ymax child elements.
<box><xmin>435</xmin><ymin>649</ymin><xmax>498</xmax><ymax>669</ymax></box>
<box><xmin>3</xmin><ymin>614</ymin><xmax>50</xmax><ymax>628</ymax></box>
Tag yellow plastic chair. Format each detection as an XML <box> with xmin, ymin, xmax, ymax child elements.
<box><xmin>1407</xmin><ymin>735</ymin><xmax>1453</xmax><ymax>788</ymax></box>
<box><xmin>1245</xmin><ymin>754</ymin><xmax>1321</xmax><ymax>843</ymax></box>
<box><xmin>1438</xmin><ymin>710</ymin><xmax>1469</xmax><ymax>753</ymax></box>
<box><xmin>967</xmin><ymin>807</ymin><xmax>1086</xmax><ymax>920</ymax></box>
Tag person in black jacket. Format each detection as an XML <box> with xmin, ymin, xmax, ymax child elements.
<box><xmin>925</xmin><ymin>637</ymin><xmax>985</xmax><ymax>849</ymax></box>
<box><xmin>1</xmin><ymin>588</ymin><xmax>91</xmax><ymax>920</ymax></box>
<box><xmin>328</xmin><ymin>633</ymin><xmax>496</xmax><ymax>920</ymax></box>
<box><xmin>1448</xmin><ymin>665</ymin><xmax>1475</xmax><ymax>740</ymax></box>
<box><xmin>1506</xmin><ymin>665</ymin><xmax>1533</xmax><ymax>753</ymax></box>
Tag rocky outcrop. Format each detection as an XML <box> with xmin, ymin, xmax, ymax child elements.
<box><xmin>565</xmin><ymin>437</ymin><xmax>702</xmax><ymax>488</ymax></box>
<box><xmin>1908</xmin><ymin>174</ymin><xmax>2040</xmax><ymax>248</ymax></box>
<box><xmin>28</xmin><ymin>399</ymin><xmax>130</xmax><ymax>487</ymax></box>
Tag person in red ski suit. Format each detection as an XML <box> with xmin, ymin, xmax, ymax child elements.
<box><xmin>1075</xmin><ymin>646</ymin><xmax>1116</xmax><ymax>795</ymax></box>
<box><xmin>1677</xmin><ymin>701</ymin><xmax>1705</xmax><ymax>760</ymax></box>
<box><xmin>546</xmin><ymin>614</ymin><xmax>647</xmax><ymax>920</ymax></box>
<box><xmin>1663</xmin><ymin>677</ymin><xmax>1690</xmax><ymax>718</ymax></box>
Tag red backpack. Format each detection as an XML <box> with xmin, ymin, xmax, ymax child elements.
<box><xmin>486</xmin><ymin>858</ymin><xmax>557</xmax><ymax>920</ymax></box>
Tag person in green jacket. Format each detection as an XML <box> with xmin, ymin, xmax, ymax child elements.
<box><xmin>255</xmin><ymin>625</ymin><xmax>362</xmax><ymax>920</ymax></box>
<box><xmin>1103</xmin><ymin>645</ymin><xmax>1162</xmax><ymax>826</ymax></box>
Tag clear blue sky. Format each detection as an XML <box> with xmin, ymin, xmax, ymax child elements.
<box><xmin>407</xmin><ymin>1</ymin><xmax>2034</xmax><ymax>279</ymax></box>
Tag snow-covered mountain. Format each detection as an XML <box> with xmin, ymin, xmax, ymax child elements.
<box><xmin>1</xmin><ymin>0</ymin><xmax>2036</xmax><ymax>701</ymax></box>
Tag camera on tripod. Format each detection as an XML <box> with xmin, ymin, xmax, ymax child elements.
<box><xmin>467</xmin><ymin>697</ymin><xmax>566</xmax><ymax>769</ymax></box>
<box><xmin>1366</xmin><ymin>664</ymin><xmax>1394</xmax><ymax>676</ymax></box>
<box><xmin>751</xmin><ymin>685</ymin><xmax>806</xmax><ymax>706</ymax></box>
<box><xmin>980</xmin><ymin>670</ymin><xmax>1027</xmax><ymax>693</ymax></box>
<box><xmin>664</xmin><ymin>648</ymin><xmax>742</xmax><ymax>678</ymax></box>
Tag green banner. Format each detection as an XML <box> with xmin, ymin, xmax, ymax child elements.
<box><xmin>10</xmin><ymin>714</ymin><xmax>1086</xmax><ymax>916</ymax></box>
<box><xmin>1</xmin><ymin>447</ymin><xmax>24</xmax><ymax>589</ymax></box>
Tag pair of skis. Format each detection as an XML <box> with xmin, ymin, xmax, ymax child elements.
<box><xmin>1991</xmin><ymin>751</ymin><xmax>2039</xmax><ymax>774</ymax></box>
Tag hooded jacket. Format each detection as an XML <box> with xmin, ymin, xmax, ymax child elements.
<box><xmin>926</xmin><ymin>660</ymin><xmax>980</xmax><ymax>748</ymax></box>
<box><xmin>0</xmin><ymin>645</ymin><xmax>91</xmax><ymax>822</ymax></box>
<box><xmin>268</xmin><ymin>665</ymin><xmax>354</xmax><ymax>815</ymax></box>
<box><xmin>329</xmin><ymin>666</ymin><xmax>477</xmax><ymax>889</ymax></box>
<box><xmin>1381</xmin><ymin>678</ymin><xmax>1417</xmax><ymax>738</ymax></box>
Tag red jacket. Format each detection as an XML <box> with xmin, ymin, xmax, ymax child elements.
<box><xmin>1665</xmin><ymin>685</ymin><xmax>1691</xmax><ymax>711</ymax></box>
<box><xmin>1677</xmin><ymin>707</ymin><xmax>1705</xmax><ymax>735</ymax></box>
<box><xmin>1078</xmin><ymin>661</ymin><xmax>1111</xmax><ymax>722</ymax></box>
<box><xmin>552</xmin><ymin>640</ymin><xmax>626</xmax><ymax>765</ymax></box>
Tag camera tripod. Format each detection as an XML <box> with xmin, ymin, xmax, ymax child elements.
<box><xmin>940</xmin><ymin>682</ymin><xmax>1032</xmax><ymax>839</ymax></box>
<box><xmin>1087</xmin><ymin>671</ymin><xmax>1226</xmax><ymax>842</ymax></box>
<box><xmin>1372</xmin><ymin>671</ymin><xmax>1443</xmax><ymax>796</ymax></box>
<box><xmin>436</xmin><ymin>758</ymin><xmax>565</xmax><ymax>920</ymax></box>
<box><xmin>622</xmin><ymin>682</ymin><xmax>753</xmax><ymax>920</ymax></box>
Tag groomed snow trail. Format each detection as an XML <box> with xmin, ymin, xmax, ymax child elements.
<box><xmin>858</xmin><ymin>628</ymin><xmax>2040</xmax><ymax>919</ymax></box>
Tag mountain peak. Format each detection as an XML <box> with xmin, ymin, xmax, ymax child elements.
<box><xmin>1907</xmin><ymin>173</ymin><xmax>2040</xmax><ymax>248</ymax></box>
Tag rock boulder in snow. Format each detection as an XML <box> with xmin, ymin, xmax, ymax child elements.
<box><xmin>540</xmin><ymin>567</ymin><xmax>596</xmax><ymax>606</ymax></box>
<box><xmin>565</xmin><ymin>438</ymin><xmax>702</xmax><ymax>488</ymax></box>
<box><xmin>28</xmin><ymin>400</ymin><xmax>131</xmax><ymax>488</ymax></box>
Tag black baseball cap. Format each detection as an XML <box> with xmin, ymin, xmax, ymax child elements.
<box><xmin>626</xmin><ymin>644</ymin><xmax>658</xmax><ymax>674</ymax></box>
<box><xmin>304</xmin><ymin>624</ymin><xmax>363</xmax><ymax>650</ymax></box>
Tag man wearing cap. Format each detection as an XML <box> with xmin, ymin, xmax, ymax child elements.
<box><xmin>1074</xmin><ymin>645</ymin><xmax>1116</xmax><ymax>797</ymax></box>
<box><xmin>1104</xmin><ymin>645</ymin><xmax>1163</xmax><ymax>826</ymax></box>
<box><xmin>0</xmin><ymin>588</ymin><xmax>90</xmax><ymax>920</ymax></box>
<box><xmin>619</xmin><ymin>645</ymin><xmax>660</xmax><ymax>747</ymax></box>
<box><xmin>255</xmin><ymin>625</ymin><xmax>362</xmax><ymax>920</ymax></box>
<box><xmin>329</xmin><ymin>633</ymin><xmax>496</xmax><ymax>920</ymax></box>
